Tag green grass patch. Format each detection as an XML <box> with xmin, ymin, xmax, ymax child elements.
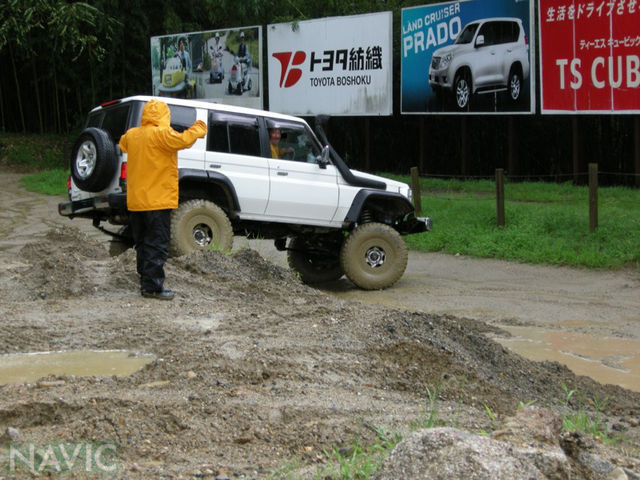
<box><xmin>383</xmin><ymin>174</ymin><xmax>640</xmax><ymax>269</ymax></box>
<box><xmin>20</xmin><ymin>169</ymin><xmax>69</xmax><ymax>196</ymax></box>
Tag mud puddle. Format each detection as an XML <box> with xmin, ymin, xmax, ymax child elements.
<box><xmin>0</xmin><ymin>350</ymin><xmax>154</xmax><ymax>385</ymax></box>
<box><xmin>491</xmin><ymin>326</ymin><xmax>640</xmax><ymax>393</ymax></box>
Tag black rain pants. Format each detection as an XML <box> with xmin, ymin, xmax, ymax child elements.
<box><xmin>129</xmin><ymin>210</ymin><xmax>171</xmax><ymax>293</ymax></box>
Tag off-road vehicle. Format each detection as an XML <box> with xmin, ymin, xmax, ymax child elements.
<box><xmin>59</xmin><ymin>95</ymin><xmax>430</xmax><ymax>290</ymax></box>
<box><xmin>428</xmin><ymin>17</ymin><xmax>530</xmax><ymax>110</ymax></box>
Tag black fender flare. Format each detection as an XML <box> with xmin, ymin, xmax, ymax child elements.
<box><xmin>178</xmin><ymin>168</ymin><xmax>241</xmax><ymax>213</ymax></box>
<box><xmin>344</xmin><ymin>189</ymin><xmax>414</xmax><ymax>224</ymax></box>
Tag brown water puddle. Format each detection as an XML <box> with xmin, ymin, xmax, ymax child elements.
<box><xmin>0</xmin><ymin>350</ymin><xmax>154</xmax><ymax>385</ymax></box>
<box><xmin>493</xmin><ymin>326</ymin><xmax>640</xmax><ymax>393</ymax></box>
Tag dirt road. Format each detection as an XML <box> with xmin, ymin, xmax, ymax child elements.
<box><xmin>1</xmin><ymin>171</ymin><xmax>639</xmax><ymax>478</ymax></box>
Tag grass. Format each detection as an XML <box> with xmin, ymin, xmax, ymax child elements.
<box><xmin>383</xmin><ymin>174</ymin><xmax>640</xmax><ymax>269</ymax></box>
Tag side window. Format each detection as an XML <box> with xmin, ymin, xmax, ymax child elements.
<box><xmin>478</xmin><ymin>22</ymin><xmax>498</xmax><ymax>46</ymax></box>
<box><xmin>266</xmin><ymin>120</ymin><xmax>321</xmax><ymax>163</ymax></box>
<box><xmin>101</xmin><ymin>105</ymin><xmax>131</xmax><ymax>142</ymax></box>
<box><xmin>168</xmin><ymin>105</ymin><xmax>196</xmax><ymax>133</ymax></box>
<box><xmin>207</xmin><ymin>112</ymin><xmax>260</xmax><ymax>156</ymax></box>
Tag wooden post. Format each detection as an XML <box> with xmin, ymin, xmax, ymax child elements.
<box><xmin>589</xmin><ymin>163</ymin><xmax>598</xmax><ymax>233</ymax></box>
<box><xmin>635</xmin><ymin>117</ymin><xmax>640</xmax><ymax>188</ymax></box>
<box><xmin>410</xmin><ymin>166</ymin><xmax>422</xmax><ymax>216</ymax></box>
<box><xmin>496</xmin><ymin>168</ymin><xmax>505</xmax><ymax>227</ymax></box>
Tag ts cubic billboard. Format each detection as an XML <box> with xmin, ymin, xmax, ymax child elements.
<box><xmin>267</xmin><ymin>12</ymin><xmax>393</xmax><ymax>116</ymax></box>
<box><xmin>402</xmin><ymin>0</ymin><xmax>535</xmax><ymax>114</ymax></box>
<box><xmin>539</xmin><ymin>0</ymin><xmax>640</xmax><ymax>113</ymax></box>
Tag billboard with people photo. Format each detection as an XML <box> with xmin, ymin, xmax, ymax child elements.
<box><xmin>150</xmin><ymin>26</ymin><xmax>263</xmax><ymax>109</ymax></box>
<box><xmin>401</xmin><ymin>0</ymin><xmax>535</xmax><ymax>114</ymax></box>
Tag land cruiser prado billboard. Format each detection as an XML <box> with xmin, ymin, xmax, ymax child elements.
<box><xmin>401</xmin><ymin>0</ymin><xmax>535</xmax><ymax>114</ymax></box>
<box><xmin>150</xmin><ymin>25</ymin><xmax>263</xmax><ymax>109</ymax></box>
<box><xmin>539</xmin><ymin>0</ymin><xmax>640</xmax><ymax>113</ymax></box>
<box><xmin>267</xmin><ymin>12</ymin><xmax>393</xmax><ymax>116</ymax></box>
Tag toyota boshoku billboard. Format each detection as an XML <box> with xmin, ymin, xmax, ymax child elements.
<box><xmin>267</xmin><ymin>12</ymin><xmax>393</xmax><ymax>116</ymax></box>
<box><xmin>539</xmin><ymin>0</ymin><xmax>640</xmax><ymax>113</ymax></box>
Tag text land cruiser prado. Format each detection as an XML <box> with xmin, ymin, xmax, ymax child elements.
<box><xmin>59</xmin><ymin>96</ymin><xmax>431</xmax><ymax>290</ymax></box>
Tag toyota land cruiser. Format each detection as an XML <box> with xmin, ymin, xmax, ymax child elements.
<box><xmin>59</xmin><ymin>96</ymin><xmax>431</xmax><ymax>290</ymax></box>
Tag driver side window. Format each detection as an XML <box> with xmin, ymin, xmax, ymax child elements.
<box><xmin>267</xmin><ymin>123</ymin><xmax>321</xmax><ymax>163</ymax></box>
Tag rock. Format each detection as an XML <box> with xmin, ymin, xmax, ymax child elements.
<box><xmin>374</xmin><ymin>427</ymin><xmax>549</xmax><ymax>480</ymax></box>
<box><xmin>5</xmin><ymin>427</ymin><xmax>19</xmax><ymax>441</ymax></box>
<box><xmin>607</xmin><ymin>467</ymin><xmax>629</xmax><ymax>480</ymax></box>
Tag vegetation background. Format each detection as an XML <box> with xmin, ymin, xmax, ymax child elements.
<box><xmin>1</xmin><ymin>0</ymin><xmax>638</xmax><ymax>183</ymax></box>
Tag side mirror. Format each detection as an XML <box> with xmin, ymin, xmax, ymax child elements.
<box><xmin>475</xmin><ymin>35</ymin><xmax>485</xmax><ymax>47</ymax></box>
<box><xmin>318</xmin><ymin>145</ymin><xmax>330</xmax><ymax>169</ymax></box>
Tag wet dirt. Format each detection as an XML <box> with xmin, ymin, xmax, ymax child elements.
<box><xmin>0</xmin><ymin>170</ymin><xmax>639</xmax><ymax>479</ymax></box>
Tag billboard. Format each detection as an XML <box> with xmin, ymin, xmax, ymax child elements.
<box><xmin>267</xmin><ymin>12</ymin><xmax>393</xmax><ymax>116</ymax></box>
<box><xmin>150</xmin><ymin>26</ymin><xmax>263</xmax><ymax>109</ymax></box>
<box><xmin>539</xmin><ymin>0</ymin><xmax>640</xmax><ymax>113</ymax></box>
<box><xmin>401</xmin><ymin>0</ymin><xmax>535</xmax><ymax>114</ymax></box>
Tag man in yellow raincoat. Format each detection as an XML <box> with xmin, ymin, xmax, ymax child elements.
<box><xmin>119</xmin><ymin>99</ymin><xmax>207</xmax><ymax>300</ymax></box>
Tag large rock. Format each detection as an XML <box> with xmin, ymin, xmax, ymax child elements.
<box><xmin>374</xmin><ymin>427</ymin><xmax>556</xmax><ymax>480</ymax></box>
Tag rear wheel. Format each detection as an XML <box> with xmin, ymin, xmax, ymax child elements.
<box><xmin>70</xmin><ymin>128</ymin><xmax>118</xmax><ymax>192</ymax></box>
<box><xmin>340</xmin><ymin>223</ymin><xmax>408</xmax><ymax>290</ymax></box>
<box><xmin>508</xmin><ymin>67</ymin><xmax>522</xmax><ymax>102</ymax></box>
<box><xmin>287</xmin><ymin>237</ymin><xmax>343</xmax><ymax>284</ymax></box>
<box><xmin>170</xmin><ymin>199</ymin><xmax>233</xmax><ymax>256</ymax></box>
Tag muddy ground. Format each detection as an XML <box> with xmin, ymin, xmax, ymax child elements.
<box><xmin>0</xmin><ymin>171</ymin><xmax>639</xmax><ymax>479</ymax></box>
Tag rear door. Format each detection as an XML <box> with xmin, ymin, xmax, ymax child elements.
<box><xmin>205</xmin><ymin>112</ymin><xmax>269</xmax><ymax>216</ymax></box>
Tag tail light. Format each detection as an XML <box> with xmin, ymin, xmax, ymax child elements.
<box><xmin>119</xmin><ymin>162</ymin><xmax>127</xmax><ymax>191</ymax></box>
<box><xmin>66</xmin><ymin>175</ymin><xmax>71</xmax><ymax>193</ymax></box>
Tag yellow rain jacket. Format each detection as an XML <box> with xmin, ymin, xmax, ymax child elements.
<box><xmin>119</xmin><ymin>99</ymin><xmax>207</xmax><ymax>211</ymax></box>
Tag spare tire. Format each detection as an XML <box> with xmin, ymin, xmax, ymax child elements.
<box><xmin>70</xmin><ymin>127</ymin><xmax>119</xmax><ymax>192</ymax></box>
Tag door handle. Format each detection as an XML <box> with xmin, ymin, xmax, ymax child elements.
<box><xmin>209</xmin><ymin>164</ymin><xmax>221</xmax><ymax>169</ymax></box>
<box><xmin>277</xmin><ymin>171</ymin><xmax>288</xmax><ymax>176</ymax></box>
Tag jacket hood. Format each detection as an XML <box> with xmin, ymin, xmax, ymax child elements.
<box><xmin>141</xmin><ymin>99</ymin><xmax>170</xmax><ymax>127</ymax></box>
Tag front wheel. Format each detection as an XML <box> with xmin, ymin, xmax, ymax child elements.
<box><xmin>287</xmin><ymin>237</ymin><xmax>343</xmax><ymax>284</ymax></box>
<box><xmin>340</xmin><ymin>223</ymin><xmax>408</xmax><ymax>290</ymax></box>
<box><xmin>454</xmin><ymin>73</ymin><xmax>471</xmax><ymax>110</ymax></box>
<box><xmin>170</xmin><ymin>199</ymin><xmax>233</xmax><ymax>256</ymax></box>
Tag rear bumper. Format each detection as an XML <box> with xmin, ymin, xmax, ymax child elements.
<box><xmin>58</xmin><ymin>193</ymin><xmax>126</xmax><ymax>218</ymax></box>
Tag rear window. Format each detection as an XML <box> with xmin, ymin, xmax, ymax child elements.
<box><xmin>86</xmin><ymin>104</ymin><xmax>131</xmax><ymax>142</ymax></box>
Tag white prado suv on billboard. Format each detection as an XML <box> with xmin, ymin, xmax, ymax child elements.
<box><xmin>428</xmin><ymin>17</ymin><xmax>530</xmax><ymax>110</ymax></box>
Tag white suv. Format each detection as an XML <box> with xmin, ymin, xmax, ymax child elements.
<box><xmin>59</xmin><ymin>96</ymin><xmax>431</xmax><ymax>290</ymax></box>
<box><xmin>428</xmin><ymin>17</ymin><xmax>529</xmax><ymax>110</ymax></box>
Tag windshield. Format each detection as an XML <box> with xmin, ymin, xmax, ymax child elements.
<box><xmin>455</xmin><ymin>23</ymin><xmax>479</xmax><ymax>44</ymax></box>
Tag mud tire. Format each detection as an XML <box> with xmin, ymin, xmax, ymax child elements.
<box><xmin>70</xmin><ymin>128</ymin><xmax>118</xmax><ymax>192</ymax></box>
<box><xmin>170</xmin><ymin>199</ymin><xmax>233</xmax><ymax>256</ymax></box>
<box><xmin>340</xmin><ymin>223</ymin><xmax>408</xmax><ymax>290</ymax></box>
<box><xmin>287</xmin><ymin>237</ymin><xmax>343</xmax><ymax>284</ymax></box>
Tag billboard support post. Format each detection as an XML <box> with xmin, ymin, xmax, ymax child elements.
<box><xmin>460</xmin><ymin>117</ymin><xmax>469</xmax><ymax>176</ymax></box>
<box><xmin>419</xmin><ymin>117</ymin><xmax>426</xmax><ymax>175</ymax></box>
<box><xmin>495</xmin><ymin>168</ymin><xmax>505</xmax><ymax>228</ymax></box>
<box><xmin>572</xmin><ymin>118</ymin><xmax>580</xmax><ymax>185</ymax></box>
<box><xmin>635</xmin><ymin>117</ymin><xmax>640</xmax><ymax>188</ymax></box>
<box><xmin>508</xmin><ymin>117</ymin><xmax>516</xmax><ymax>177</ymax></box>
